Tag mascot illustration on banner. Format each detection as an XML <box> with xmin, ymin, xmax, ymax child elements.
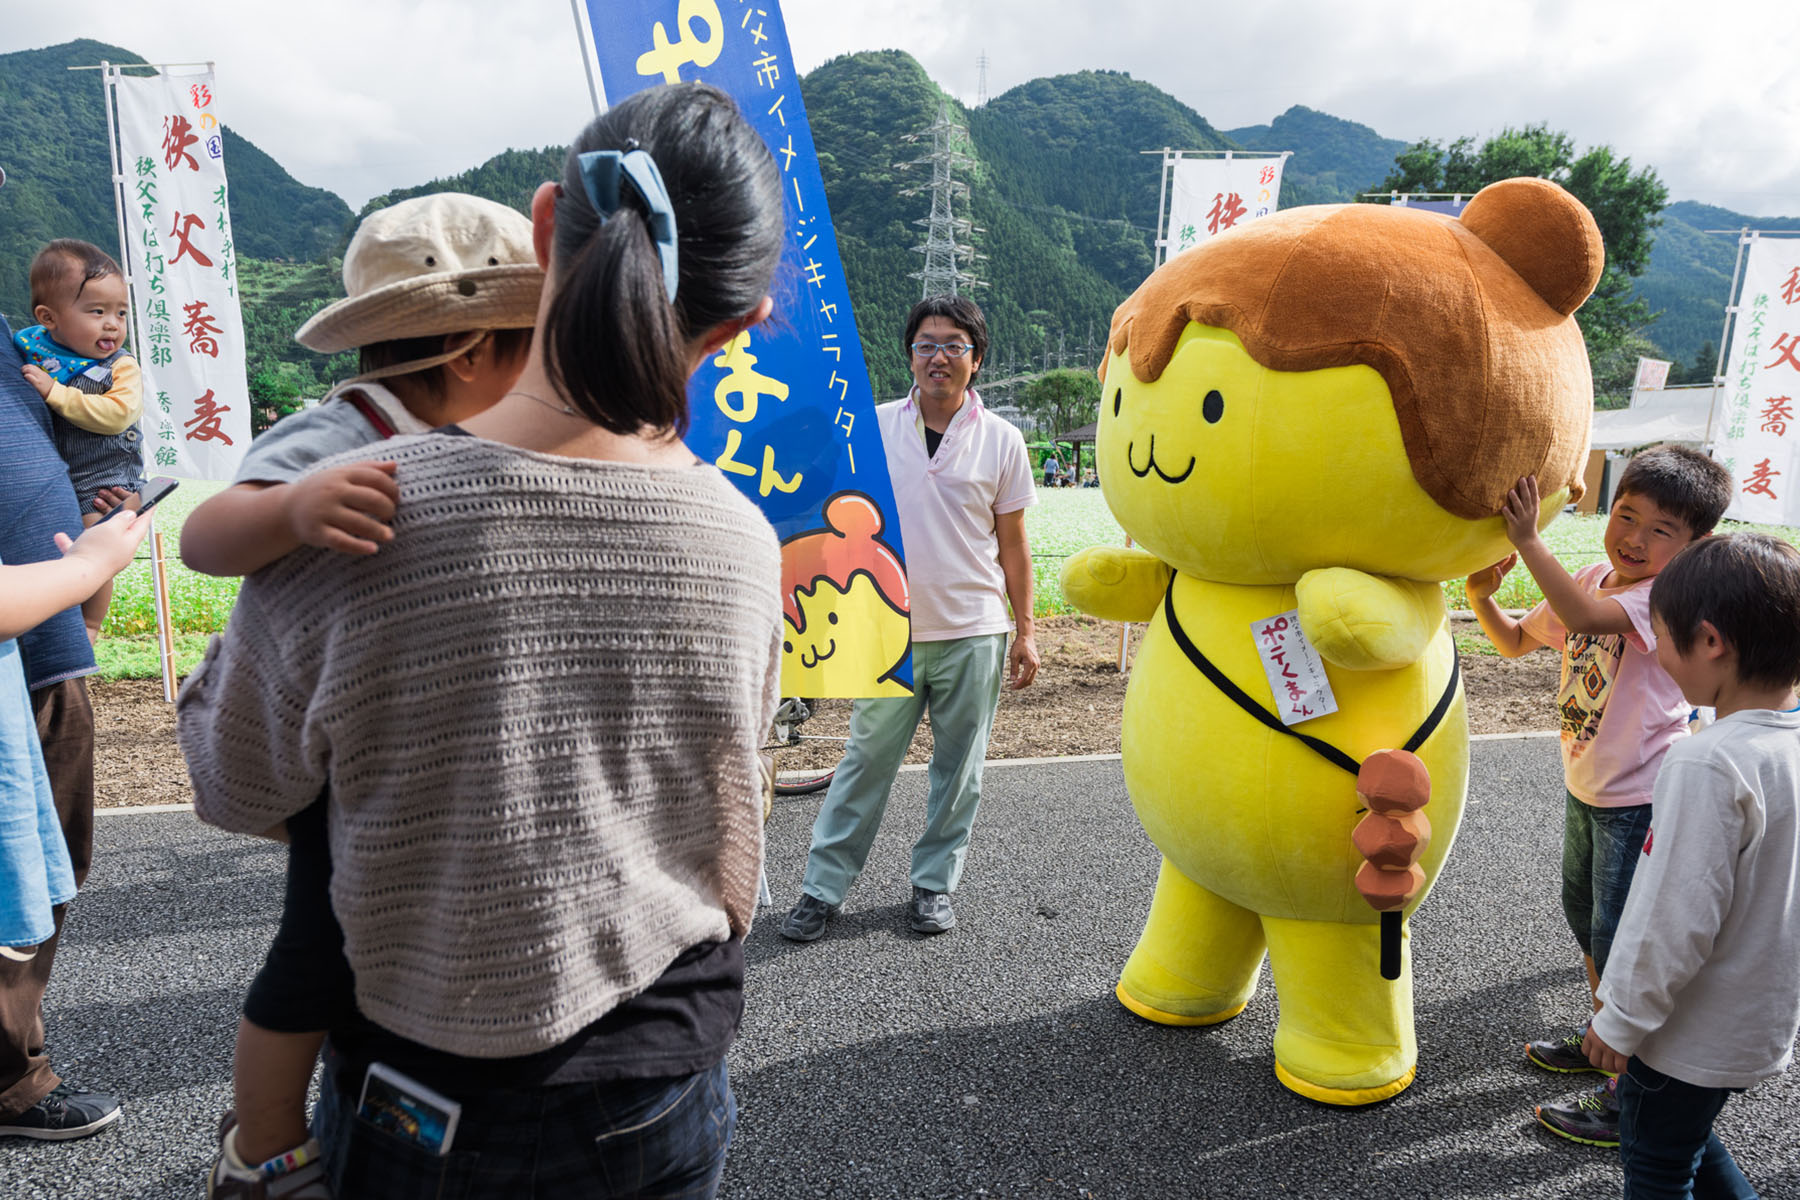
<box><xmin>782</xmin><ymin>491</ymin><xmax>913</xmax><ymax>698</ymax></box>
<box><xmin>1062</xmin><ymin>177</ymin><xmax>1602</xmax><ymax>1105</ymax></box>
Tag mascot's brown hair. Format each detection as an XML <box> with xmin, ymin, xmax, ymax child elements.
<box><xmin>1106</xmin><ymin>177</ymin><xmax>1605</xmax><ymax>518</ymax></box>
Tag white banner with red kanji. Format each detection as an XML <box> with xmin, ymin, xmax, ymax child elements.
<box><xmin>1164</xmin><ymin>154</ymin><xmax>1286</xmax><ymax>259</ymax></box>
<box><xmin>1716</xmin><ymin>236</ymin><xmax>1800</xmax><ymax>525</ymax></box>
<box><xmin>111</xmin><ymin>68</ymin><xmax>249</xmax><ymax>481</ymax></box>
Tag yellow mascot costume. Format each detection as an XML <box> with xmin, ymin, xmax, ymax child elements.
<box><xmin>1062</xmin><ymin>177</ymin><xmax>1603</xmax><ymax>1105</ymax></box>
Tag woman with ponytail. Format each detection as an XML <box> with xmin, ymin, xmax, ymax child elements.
<box><xmin>180</xmin><ymin>83</ymin><xmax>785</xmax><ymax>1198</ymax></box>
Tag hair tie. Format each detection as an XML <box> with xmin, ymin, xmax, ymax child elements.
<box><xmin>577</xmin><ymin>148</ymin><xmax>679</xmax><ymax>303</ymax></box>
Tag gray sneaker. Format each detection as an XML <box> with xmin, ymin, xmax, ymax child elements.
<box><xmin>0</xmin><ymin>1082</ymin><xmax>122</xmax><ymax>1141</ymax></box>
<box><xmin>780</xmin><ymin>893</ymin><xmax>839</xmax><ymax>942</ymax></box>
<box><xmin>908</xmin><ymin>886</ymin><xmax>956</xmax><ymax>934</ymax></box>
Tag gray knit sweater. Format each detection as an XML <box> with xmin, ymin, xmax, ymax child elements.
<box><xmin>179</xmin><ymin>434</ymin><xmax>784</xmax><ymax>1058</ymax></box>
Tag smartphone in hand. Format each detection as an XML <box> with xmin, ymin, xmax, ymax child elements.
<box><xmin>101</xmin><ymin>476</ymin><xmax>179</xmax><ymax>521</ymax></box>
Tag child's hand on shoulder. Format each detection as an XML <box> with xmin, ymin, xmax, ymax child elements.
<box><xmin>20</xmin><ymin>363</ymin><xmax>53</xmax><ymax>398</ymax></box>
<box><xmin>286</xmin><ymin>461</ymin><xmax>400</xmax><ymax>556</ymax></box>
<box><xmin>1500</xmin><ymin>475</ymin><xmax>1545</xmax><ymax>551</ymax></box>
<box><xmin>1465</xmin><ymin>553</ymin><xmax>1518</xmax><ymax>603</ymax></box>
<box><xmin>54</xmin><ymin>509</ymin><xmax>152</xmax><ymax>578</ymax></box>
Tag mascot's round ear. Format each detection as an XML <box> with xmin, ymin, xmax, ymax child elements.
<box><xmin>1460</xmin><ymin>178</ymin><xmax>1604</xmax><ymax>318</ymax></box>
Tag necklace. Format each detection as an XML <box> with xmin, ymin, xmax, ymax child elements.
<box><xmin>506</xmin><ymin>389</ymin><xmax>578</xmax><ymax>416</ymax></box>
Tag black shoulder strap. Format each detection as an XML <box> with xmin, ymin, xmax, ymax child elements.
<box><xmin>1403</xmin><ymin>638</ymin><xmax>1461</xmax><ymax>756</ymax></box>
<box><xmin>1161</xmin><ymin>581</ymin><xmax>1460</xmax><ymax>778</ymax></box>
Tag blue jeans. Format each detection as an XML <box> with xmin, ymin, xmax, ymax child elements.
<box><xmin>1561</xmin><ymin>793</ymin><xmax>1651</xmax><ymax>976</ymax></box>
<box><xmin>314</xmin><ymin>1058</ymin><xmax>735</xmax><ymax>1198</ymax></box>
<box><xmin>1618</xmin><ymin>1057</ymin><xmax>1756</xmax><ymax>1198</ymax></box>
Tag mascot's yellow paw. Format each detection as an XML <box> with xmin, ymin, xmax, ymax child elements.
<box><xmin>1295</xmin><ymin>569</ymin><xmax>1436</xmax><ymax>671</ymax></box>
<box><xmin>1060</xmin><ymin>546</ymin><xmax>1169</xmax><ymax>623</ymax></box>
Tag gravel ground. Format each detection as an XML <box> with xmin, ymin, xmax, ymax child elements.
<box><xmin>5</xmin><ymin>741</ymin><xmax>1798</xmax><ymax>1199</ymax></box>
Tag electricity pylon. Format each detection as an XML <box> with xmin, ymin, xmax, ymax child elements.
<box><xmin>897</xmin><ymin>100</ymin><xmax>984</xmax><ymax>299</ymax></box>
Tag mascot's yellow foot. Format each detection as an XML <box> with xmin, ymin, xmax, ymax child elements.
<box><xmin>1262</xmin><ymin>916</ymin><xmax>1418</xmax><ymax>1106</ymax></box>
<box><xmin>1275</xmin><ymin>1060</ymin><xmax>1416</xmax><ymax>1107</ymax></box>
<box><xmin>1116</xmin><ymin>980</ymin><xmax>1248</xmax><ymax>1027</ymax></box>
<box><xmin>1113</xmin><ymin>861</ymin><xmax>1265</xmax><ymax>1025</ymax></box>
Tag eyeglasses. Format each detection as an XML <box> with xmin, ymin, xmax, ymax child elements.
<box><xmin>910</xmin><ymin>341</ymin><xmax>976</xmax><ymax>359</ymax></box>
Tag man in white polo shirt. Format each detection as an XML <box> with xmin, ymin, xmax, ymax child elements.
<box><xmin>782</xmin><ymin>295</ymin><xmax>1039</xmax><ymax>940</ymax></box>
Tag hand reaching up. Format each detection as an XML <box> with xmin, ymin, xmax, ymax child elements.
<box><xmin>1464</xmin><ymin>553</ymin><xmax>1518</xmax><ymax>605</ymax></box>
<box><xmin>1500</xmin><ymin>475</ymin><xmax>1545</xmax><ymax>551</ymax></box>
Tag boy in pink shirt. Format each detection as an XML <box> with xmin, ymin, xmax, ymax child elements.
<box><xmin>1465</xmin><ymin>444</ymin><xmax>1732</xmax><ymax>1147</ymax></box>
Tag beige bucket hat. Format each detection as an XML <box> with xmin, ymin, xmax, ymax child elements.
<box><xmin>295</xmin><ymin>192</ymin><xmax>543</xmax><ymax>354</ymax></box>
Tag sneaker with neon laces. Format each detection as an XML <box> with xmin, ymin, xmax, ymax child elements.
<box><xmin>207</xmin><ymin>1110</ymin><xmax>333</xmax><ymax>1198</ymax></box>
<box><xmin>1526</xmin><ymin>1025</ymin><xmax>1605</xmax><ymax>1074</ymax></box>
<box><xmin>1535</xmin><ymin>1075</ymin><xmax>1620</xmax><ymax>1148</ymax></box>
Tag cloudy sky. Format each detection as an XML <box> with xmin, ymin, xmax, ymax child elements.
<box><xmin>6</xmin><ymin>0</ymin><xmax>1797</xmax><ymax>217</ymax></box>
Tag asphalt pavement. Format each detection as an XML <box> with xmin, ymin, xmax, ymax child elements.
<box><xmin>4</xmin><ymin>738</ymin><xmax>1798</xmax><ymax>1199</ymax></box>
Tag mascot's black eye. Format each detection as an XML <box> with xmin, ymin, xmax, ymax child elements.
<box><xmin>1202</xmin><ymin>390</ymin><xmax>1224</xmax><ymax>424</ymax></box>
<box><xmin>828</xmin><ymin>612</ymin><xmax>839</xmax><ymax>624</ymax></box>
<box><xmin>783</xmin><ymin>641</ymin><xmax>793</xmax><ymax>653</ymax></box>
<box><xmin>1112</xmin><ymin>387</ymin><xmax>1122</xmax><ymax>418</ymax></box>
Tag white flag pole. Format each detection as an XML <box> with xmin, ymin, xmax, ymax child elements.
<box><xmin>1154</xmin><ymin>148</ymin><xmax>1173</xmax><ymax>268</ymax></box>
<box><xmin>566</xmin><ymin>0</ymin><xmax>604</xmax><ymax>117</ymax></box>
<box><xmin>1703</xmin><ymin>228</ymin><xmax>1754</xmax><ymax>449</ymax></box>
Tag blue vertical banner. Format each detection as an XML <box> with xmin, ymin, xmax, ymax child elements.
<box><xmin>582</xmin><ymin>0</ymin><xmax>913</xmax><ymax>698</ymax></box>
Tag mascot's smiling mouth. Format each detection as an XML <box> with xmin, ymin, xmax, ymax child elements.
<box><xmin>1127</xmin><ymin>435</ymin><xmax>1196</xmax><ymax>484</ymax></box>
<box><xmin>802</xmin><ymin>640</ymin><xmax>837</xmax><ymax>669</ymax></box>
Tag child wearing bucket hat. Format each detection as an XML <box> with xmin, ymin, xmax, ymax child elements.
<box><xmin>183</xmin><ymin>192</ymin><xmax>541</xmax><ymax>1199</ymax></box>
<box><xmin>180</xmin><ymin>192</ymin><xmax>542</xmax><ymax>575</ymax></box>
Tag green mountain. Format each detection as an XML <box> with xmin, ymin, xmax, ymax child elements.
<box><xmin>222</xmin><ymin>127</ymin><xmax>355</xmax><ymax>261</ymax></box>
<box><xmin>973</xmin><ymin>68</ymin><xmax>1231</xmax><ymax>231</ymax></box>
<box><xmin>0</xmin><ymin>39</ymin><xmax>351</xmax><ymax>324</ymax></box>
<box><xmin>806</xmin><ymin>56</ymin><xmax>1234</xmax><ymax>396</ymax></box>
<box><xmin>1630</xmin><ymin>200</ymin><xmax>1800</xmax><ymax>370</ymax></box>
<box><xmin>8</xmin><ymin>39</ymin><xmax>1795</xmax><ymax>424</ymax></box>
<box><xmin>357</xmin><ymin>146</ymin><xmax>567</xmax><ymax>222</ymax></box>
<box><xmin>0</xmin><ymin>39</ymin><xmax>140</xmax><ymax>321</ymax></box>
<box><xmin>1226</xmin><ymin>106</ymin><xmax>1410</xmax><ymax>205</ymax></box>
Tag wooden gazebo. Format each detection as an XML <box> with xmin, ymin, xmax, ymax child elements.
<box><xmin>1050</xmin><ymin>422</ymin><xmax>1098</xmax><ymax>481</ymax></box>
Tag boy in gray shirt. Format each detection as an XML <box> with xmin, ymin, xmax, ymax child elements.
<box><xmin>1585</xmin><ymin>532</ymin><xmax>1800</xmax><ymax>1197</ymax></box>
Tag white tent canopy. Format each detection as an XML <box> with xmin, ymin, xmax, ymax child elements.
<box><xmin>1589</xmin><ymin>385</ymin><xmax>1716</xmax><ymax>451</ymax></box>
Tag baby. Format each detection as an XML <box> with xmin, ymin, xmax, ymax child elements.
<box><xmin>13</xmin><ymin>240</ymin><xmax>148</xmax><ymax>644</ymax></box>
